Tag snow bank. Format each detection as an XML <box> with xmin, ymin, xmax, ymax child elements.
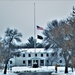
<box><xmin>12</xmin><ymin>66</ymin><xmax>53</xmax><ymax>72</ymax></box>
<box><xmin>0</xmin><ymin>66</ymin><xmax>75</xmax><ymax>75</ymax></box>
<box><xmin>12</xmin><ymin>66</ymin><xmax>75</xmax><ymax>75</ymax></box>
<box><xmin>12</xmin><ymin>66</ymin><xmax>72</xmax><ymax>73</ymax></box>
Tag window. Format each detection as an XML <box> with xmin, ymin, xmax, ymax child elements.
<box><xmin>47</xmin><ymin>60</ymin><xmax>49</xmax><ymax>63</ymax></box>
<box><xmin>41</xmin><ymin>60</ymin><xmax>44</xmax><ymax>63</ymax></box>
<box><xmin>60</xmin><ymin>60</ymin><xmax>62</xmax><ymax>63</ymax></box>
<box><xmin>28</xmin><ymin>60</ymin><xmax>31</xmax><ymax>64</ymax></box>
<box><xmin>46</xmin><ymin>53</ymin><xmax>49</xmax><ymax>57</ymax></box>
<box><xmin>51</xmin><ymin>53</ymin><xmax>54</xmax><ymax>56</ymax></box>
<box><xmin>23</xmin><ymin>60</ymin><xmax>25</xmax><ymax>64</ymax></box>
<box><xmin>59</xmin><ymin>53</ymin><xmax>62</xmax><ymax>57</ymax></box>
<box><xmin>16</xmin><ymin>53</ymin><xmax>20</xmax><ymax>57</ymax></box>
<box><xmin>41</xmin><ymin>53</ymin><xmax>43</xmax><ymax>57</ymax></box>
<box><xmin>28</xmin><ymin>54</ymin><xmax>31</xmax><ymax>57</ymax></box>
<box><xmin>35</xmin><ymin>53</ymin><xmax>37</xmax><ymax>57</ymax></box>
<box><xmin>10</xmin><ymin>61</ymin><xmax>12</xmax><ymax>64</ymax></box>
<box><xmin>23</xmin><ymin>54</ymin><xmax>25</xmax><ymax>57</ymax></box>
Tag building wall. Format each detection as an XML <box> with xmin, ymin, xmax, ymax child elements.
<box><xmin>8</xmin><ymin>48</ymin><xmax>65</xmax><ymax>67</ymax></box>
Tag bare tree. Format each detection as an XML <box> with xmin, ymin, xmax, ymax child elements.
<box><xmin>0</xmin><ymin>40</ymin><xmax>4</xmax><ymax>69</ymax></box>
<box><xmin>47</xmin><ymin>50</ymin><xmax>58</xmax><ymax>66</ymax></box>
<box><xmin>43</xmin><ymin>17</ymin><xmax>75</xmax><ymax>73</ymax></box>
<box><xmin>3</xmin><ymin>28</ymin><xmax>22</xmax><ymax>74</ymax></box>
<box><xmin>71</xmin><ymin>56</ymin><xmax>75</xmax><ymax>72</ymax></box>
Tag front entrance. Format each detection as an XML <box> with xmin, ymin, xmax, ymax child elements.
<box><xmin>33</xmin><ymin>60</ymin><xmax>38</xmax><ymax>68</ymax></box>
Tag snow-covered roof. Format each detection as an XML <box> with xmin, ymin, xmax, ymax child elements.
<box><xmin>17</xmin><ymin>48</ymin><xmax>53</xmax><ymax>53</ymax></box>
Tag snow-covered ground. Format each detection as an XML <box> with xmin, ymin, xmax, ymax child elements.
<box><xmin>12</xmin><ymin>66</ymin><xmax>54</xmax><ymax>72</ymax></box>
<box><xmin>0</xmin><ymin>70</ymin><xmax>17</xmax><ymax>75</ymax></box>
<box><xmin>0</xmin><ymin>66</ymin><xmax>75</xmax><ymax>75</ymax></box>
<box><xmin>12</xmin><ymin>66</ymin><xmax>72</xmax><ymax>72</ymax></box>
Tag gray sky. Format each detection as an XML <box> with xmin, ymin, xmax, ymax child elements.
<box><xmin>0</xmin><ymin>0</ymin><xmax>75</xmax><ymax>43</ymax></box>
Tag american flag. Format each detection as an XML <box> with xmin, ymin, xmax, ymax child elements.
<box><xmin>37</xmin><ymin>26</ymin><xmax>44</xmax><ymax>30</ymax></box>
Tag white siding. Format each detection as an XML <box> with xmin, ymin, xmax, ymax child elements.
<box><xmin>8</xmin><ymin>48</ymin><xmax>66</xmax><ymax>67</ymax></box>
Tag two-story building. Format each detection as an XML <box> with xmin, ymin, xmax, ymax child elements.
<box><xmin>8</xmin><ymin>48</ymin><xmax>65</xmax><ymax>68</ymax></box>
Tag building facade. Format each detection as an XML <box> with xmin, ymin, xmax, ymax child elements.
<box><xmin>8</xmin><ymin>48</ymin><xmax>65</xmax><ymax>67</ymax></box>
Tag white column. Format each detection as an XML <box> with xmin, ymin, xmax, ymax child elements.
<box><xmin>32</xmin><ymin>60</ymin><xmax>33</xmax><ymax>67</ymax></box>
<box><xmin>27</xmin><ymin>60</ymin><xmax>28</xmax><ymax>66</ymax></box>
<box><xmin>39</xmin><ymin>60</ymin><xmax>40</xmax><ymax>67</ymax></box>
<box><xmin>44</xmin><ymin>59</ymin><xmax>45</xmax><ymax>66</ymax></box>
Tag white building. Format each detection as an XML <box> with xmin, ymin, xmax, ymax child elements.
<box><xmin>8</xmin><ymin>48</ymin><xmax>65</xmax><ymax>67</ymax></box>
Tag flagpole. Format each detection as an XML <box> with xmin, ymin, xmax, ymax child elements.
<box><xmin>34</xmin><ymin>2</ymin><xmax>36</xmax><ymax>49</ymax></box>
<box><xmin>34</xmin><ymin>2</ymin><xmax>37</xmax><ymax>66</ymax></box>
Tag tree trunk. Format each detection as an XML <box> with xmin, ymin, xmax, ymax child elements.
<box><xmin>71</xmin><ymin>65</ymin><xmax>73</xmax><ymax>72</ymax></box>
<box><xmin>65</xmin><ymin>64</ymin><xmax>68</xmax><ymax>73</ymax></box>
<box><xmin>3</xmin><ymin>59</ymin><xmax>8</xmax><ymax>74</ymax></box>
<box><xmin>72</xmin><ymin>67</ymin><xmax>73</xmax><ymax>72</ymax></box>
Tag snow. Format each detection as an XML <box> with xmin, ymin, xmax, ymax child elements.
<box><xmin>0</xmin><ymin>66</ymin><xmax>75</xmax><ymax>75</ymax></box>
<box><xmin>0</xmin><ymin>70</ymin><xmax>17</xmax><ymax>75</ymax></box>
<box><xmin>12</xmin><ymin>66</ymin><xmax>53</xmax><ymax>72</ymax></box>
<box><xmin>18</xmin><ymin>48</ymin><xmax>53</xmax><ymax>53</ymax></box>
<box><xmin>12</xmin><ymin>66</ymin><xmax>72</xmax><ymax>72</ymax></box>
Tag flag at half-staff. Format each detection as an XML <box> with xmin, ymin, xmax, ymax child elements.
<box><xmin>37</xmin><ymin>25</ymin><xmax>44</xmax><ymax>40</ymax></box>
<box><xmin>37</xmin><ymin>25</ymin><xmax>44</xmax><ymax>30</ymax></box>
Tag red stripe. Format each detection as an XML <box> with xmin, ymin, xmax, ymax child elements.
<box><xmin>37</xmin><ymin>26</ymin><xmax>43</xmax><ymax>30</ymax></box>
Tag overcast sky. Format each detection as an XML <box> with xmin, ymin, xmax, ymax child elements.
<box><xmin>0</xmin><ymin>0</ymin><xmax>75</xmax><ymax>43</ymax></box>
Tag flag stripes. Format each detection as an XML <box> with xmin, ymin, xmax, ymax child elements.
<box><xmin>37</xmin><ymin>25</ymin><xmax>44</xmax><ymax>40</ymax></box>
